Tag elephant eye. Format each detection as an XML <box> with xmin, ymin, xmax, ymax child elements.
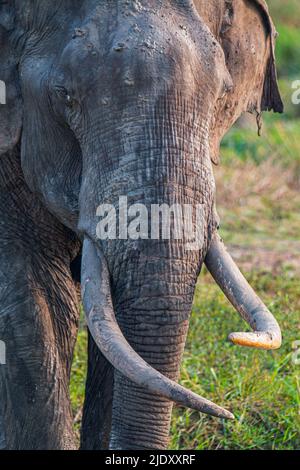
<box><xmin>54</xmin><ymin>85</ymin><xmax>74</xmax><ymax>107</ymax></box>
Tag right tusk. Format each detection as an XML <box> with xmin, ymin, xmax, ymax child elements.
<box><xmin>81</xmin><ymin>237</ymin><xmax>234</xmax><ymax>421</ymax></box>
<box><xmin>205</xmin><ymin>233</ymin><xmax>282</xmax><ymax>350</ymax></box>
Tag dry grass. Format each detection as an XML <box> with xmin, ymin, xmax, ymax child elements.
<box><xmin>214</xmin><ymin>159</ymin><xmax>300</xmax><ymax>274</ymax></box>
<box><xmin>215</xmin><ymin>158</ymin><xmax>299</xmax><ymax>210</ymax></box>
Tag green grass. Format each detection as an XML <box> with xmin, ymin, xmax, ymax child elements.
<box><xmin>221</xmin><ymin>118</ymin><xmax>300</xmax><ymax>163</ymax></box>
<box><xmin>276</xmin><ymin>25</ymin><xmax>300</xmax><ymax>79</ymax></box>
<box><xmin>268</xmin><ymin>0</ymin><xmax>300</xmax><ymax>28</ymax></box>
<box><xmin>70</xmin><ymin>314</ymin><xmax>87</xmax><ymax>434</ymax></box>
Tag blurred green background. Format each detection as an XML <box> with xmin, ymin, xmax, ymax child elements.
<box><xmin>70</xmin><ymin>0</ymin><xmax>300</xmax><ymax>450</ymax></box>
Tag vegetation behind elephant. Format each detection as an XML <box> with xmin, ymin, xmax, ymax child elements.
<box><xmin>0</xmin><ymin>0</ymin><xmax>283</xmax><ymax>450</ymax></box>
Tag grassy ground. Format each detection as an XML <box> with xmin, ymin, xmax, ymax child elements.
<box><xmin>70</xmin><ymin>0</ymin><xmax>300</xmax><ymax>450</ymax></box>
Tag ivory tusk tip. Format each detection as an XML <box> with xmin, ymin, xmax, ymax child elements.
<box><xmin>228</xmin><ymin>332</ymin><xmax>282</xmax><ymax>350</ymax></box>
<box><xmin>198</xmin><ymin>403</ymin><xmax>234</xmax><ymax>420</ymax></box>
<box><xmin>201</xmin><ymin>403</ymin><xmax>234</xmax><ymax>420</ymax></box>
<box><xmin>221</xmin><ymin>409</ymin><xmax>235</xmax><ymax>420</ymax></box>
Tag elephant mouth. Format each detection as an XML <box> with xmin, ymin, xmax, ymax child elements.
<box><xmin>81</xmin><ymin>232</ymin><xmax>281</xmax><ymax>420</ymax></box>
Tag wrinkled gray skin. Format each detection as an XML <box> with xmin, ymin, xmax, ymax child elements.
<box><xmin>0</xmin><ymin>0</ymin><xmax>282</xmax><ymax>450</ymax></box>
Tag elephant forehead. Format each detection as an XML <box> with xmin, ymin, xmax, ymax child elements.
<box><xmin>47</xmin><ymin>2</ymin><xmax>229</xmax><ymax>103</ymax></box>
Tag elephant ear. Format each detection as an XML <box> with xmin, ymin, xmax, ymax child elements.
<box><xmin>0</xmin><ymin>3</ymin><xmax>23</xmax><ymax>156</ymax></box>
<box><xmin>200</xmin><ymin>0</ymin><xmax>284</xmax><ymax>165</ymax></box>
<box><xmin>254</xmin><ymin>0</ymin><xmax>283</xmax><ymax>113</ymax></box>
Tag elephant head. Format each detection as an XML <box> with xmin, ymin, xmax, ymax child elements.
<box><xmin>1</xmin><ymin>0</ymin><xmax>283</xmax><ymax>450</ymax></box>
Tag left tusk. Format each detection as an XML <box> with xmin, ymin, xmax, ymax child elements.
<box><xmin>205</xmin><ymin>233</ymin><xmax>282</xmax><ymax>350</ymax></box>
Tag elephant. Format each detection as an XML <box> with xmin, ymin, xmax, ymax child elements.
<box><xmin>0</xmin><ymin>0</ymin><xmax>283</xmax><ymax>450</ymax></box>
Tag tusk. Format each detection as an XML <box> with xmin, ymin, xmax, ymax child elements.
<box><xmin>81</xmin><ymin>237</ymin><xmax>234</xmax><ymax>420</ymax></box>
<box><xmin>205</xmin><ymin>233</ymin><xmax>282</xmax><ymax>350</ymax></box>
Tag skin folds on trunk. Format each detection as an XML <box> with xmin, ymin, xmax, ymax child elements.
<box><xmin>79</xmin><ymin>124</ymin><xmax>229</xmax><ymax>448</ymax></box>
